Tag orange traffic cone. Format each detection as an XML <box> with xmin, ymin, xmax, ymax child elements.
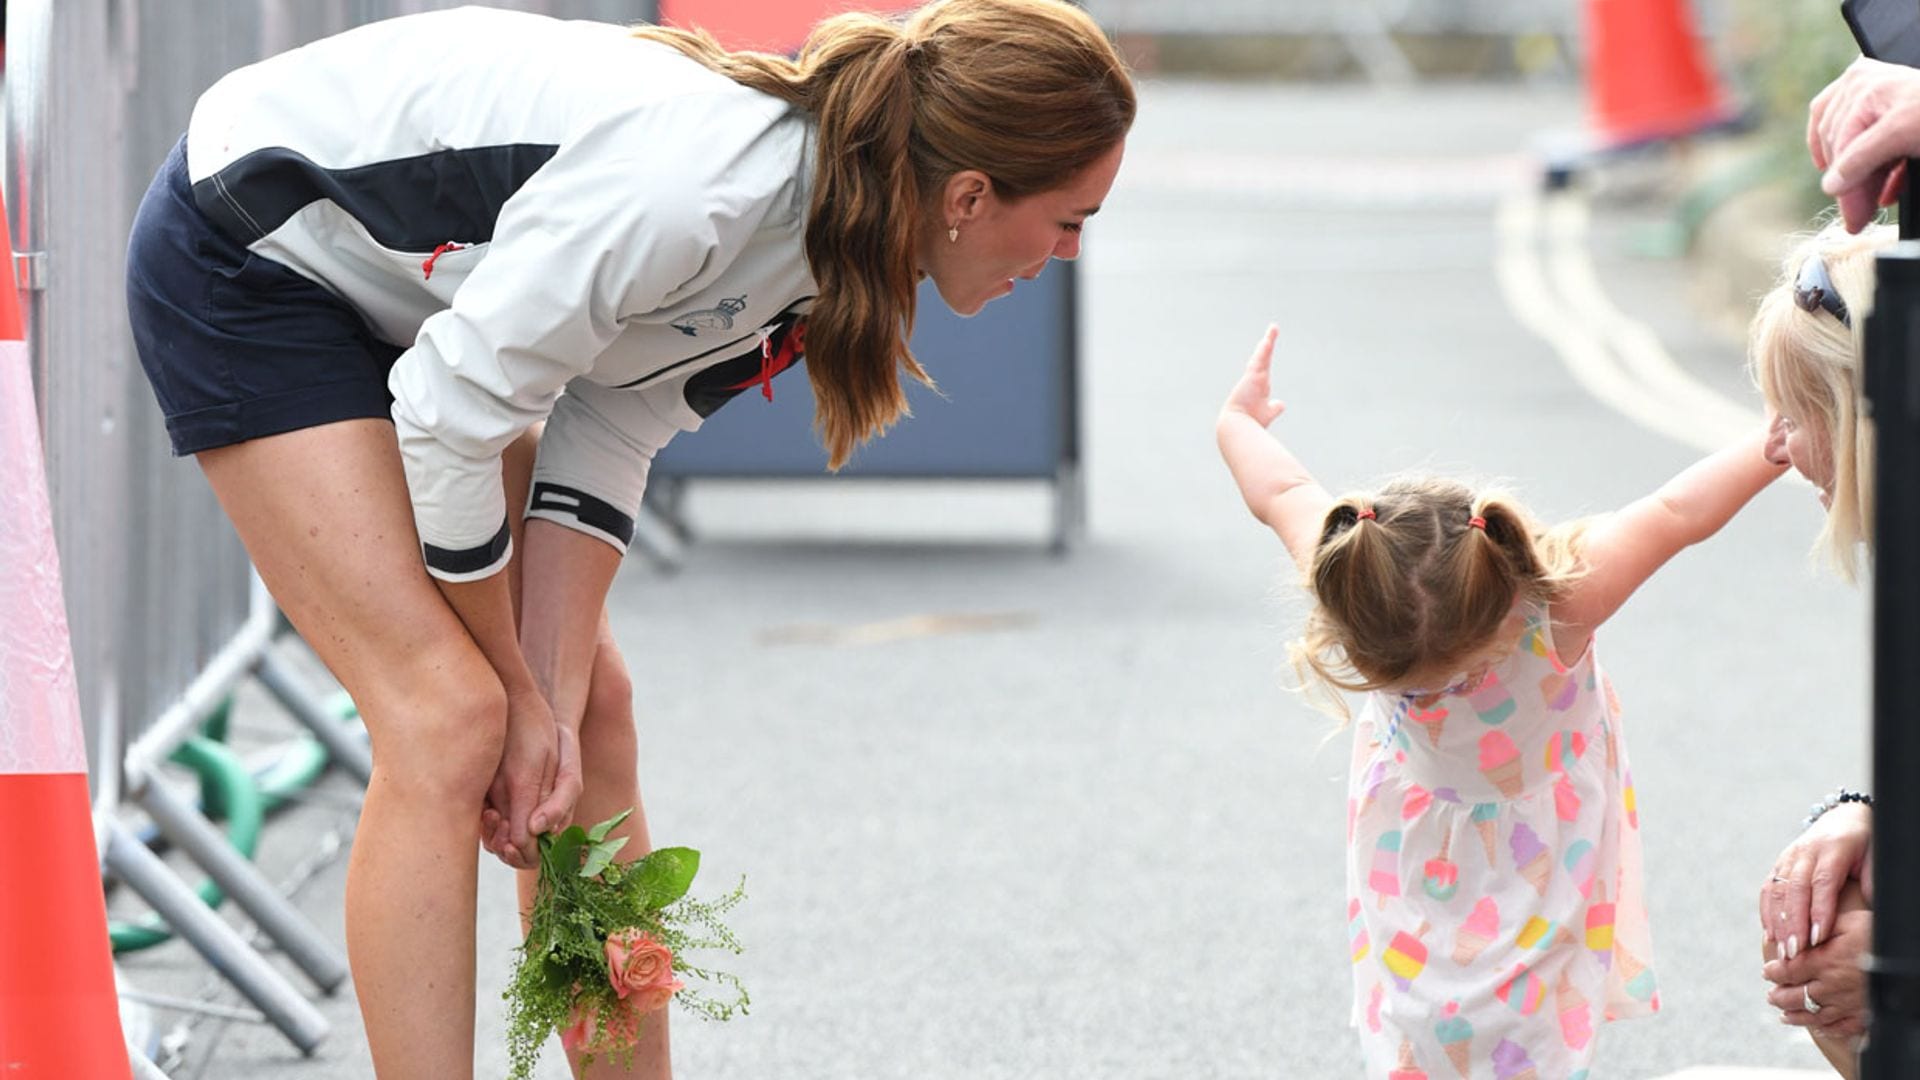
<box><xmin>0</xmin><ymin>198</ymin><xmax>133</xmax><ymax>1075</ymax></box>
<box><xmin>1583</xmin><ymin>0</ymin><xmax>1737</xmax><ymax>147</ymax></box>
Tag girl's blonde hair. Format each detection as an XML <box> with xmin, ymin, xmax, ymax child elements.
<box><xmin>1748</xmin><ymin>219</ymin><xmax>1891</xmax><ymax>580</ymax></box>
<box><xmin>1292</xmin><ymin>479</ymin><xmax>1585</xmax><ymax>708</ymax></box>
<box><xmin>634</xmin><ymin>0</ymin><xmax>1136</xmax><ymax>468</ymax></box>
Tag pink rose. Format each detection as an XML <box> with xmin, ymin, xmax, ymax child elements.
<box><xmin>604</xmin><ymin>928</ymin><xmax>682</xmax><ymax>1012</ymax></box>
<box><xmin>558</xmin><ymin>996</ymin><xmax>646</xmax><ymax>1055</ymax></box>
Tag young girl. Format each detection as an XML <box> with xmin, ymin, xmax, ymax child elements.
<box><xmin>1216</xmin><ymin>326</ymin><xmax>1785</xmax><ymax>1077</ymax></box>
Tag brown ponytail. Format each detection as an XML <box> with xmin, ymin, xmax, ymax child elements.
<box><xmin>1292</xmin><ymin>479</ymin><xmax>1586</xmax><ymax>712</ymax></box>
<box><xmin>634</xmin><ymin>0</ymin><xmax>1136</xmax><ymax>468</ymax></box>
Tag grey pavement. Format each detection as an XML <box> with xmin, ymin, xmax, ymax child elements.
<box><xmin>112</xmin><ymin>80</ymin><xmax>1859</xmax><ymax>1079</ymax></box>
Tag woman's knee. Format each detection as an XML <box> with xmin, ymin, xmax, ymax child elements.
<box><xmin>578</xmin><ymin>643</ymin><xmax>637</xmax><ymax>776</ymax></box>
<box><xmin>359</xmin><ymin>645</ymin><xmax>510</xmax><ymax>799</ymax></box>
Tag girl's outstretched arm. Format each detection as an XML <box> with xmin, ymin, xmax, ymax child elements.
<box><xmin>1215</xmin><ymin>324</ymin><xmax>1333</xmax><ymax>567</ymax></box>
<box><xmin>1554</xmin><ymin>427</ymin><xmax>1788</xmax><ymax>651</ymax></box>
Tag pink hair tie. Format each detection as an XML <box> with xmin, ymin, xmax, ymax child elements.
<box><xmin>1356</xmin><ymin>508</ymin><xmax>1377</xmax><ymax>521</ymax></box>
<box><xmin>1467</xmin><ymin>515</ymin><xmax>1487</xmax><ymax>530</ymax></box>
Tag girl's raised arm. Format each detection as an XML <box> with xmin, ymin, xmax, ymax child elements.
<box><xmin>1216</xmin><ymin>325</ymin><xmax>1334</xmax><ymax>568</ymax></box>
<box><xmin>1553</xmin><ymin>428</ymin><xmax>1788</xmax><ymax>652</ymax></box>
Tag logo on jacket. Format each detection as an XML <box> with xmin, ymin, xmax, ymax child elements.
<box><xmin>671</xmin><ymin>295</ymin><xmax>747</xmax><ymax>337</ymax></box>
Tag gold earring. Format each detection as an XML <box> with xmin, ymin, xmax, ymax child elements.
<box><xmin>948</xmin><ymin>225</ymin><xmax>959</xmax><ymax>243</ymax></box>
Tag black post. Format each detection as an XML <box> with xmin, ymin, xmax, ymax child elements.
<box><xmin>1860</xmin><ymin>162</ymin><xmax>1920</xmax><ymax>1079</ymax></box>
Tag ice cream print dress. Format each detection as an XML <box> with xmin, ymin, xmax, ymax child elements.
<box><xmin>1345</xmin><ymin>604</ymin><xmax>1656</xmax><ymax>1078</ymax></box>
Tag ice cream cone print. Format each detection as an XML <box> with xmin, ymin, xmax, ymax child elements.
<box><xmin>1403</xmin><ymin>785</ymin><xmax>1433</xmax><ymax>821</ymax></box>
<box><xmin>1409</xmin><ymin>702</ymin><xmax>1448</xmax><ymax>747</ymax></box>
<box><xmin>1490</xmin><ymin>1036</ymin><xmax>1540</xmax><ymax>1080</ymax></box>
<box><xmin>1552</xmin><ymin>774</ymin><xmax>1581</xmax><ymax>822</ymax></box>
<box><xmin>1383</xmin><ymin>921</ymin><xmax>1430</xmax><ymax>991</ymax></box>
<box><xmin>1509</xmin><ymin>823</ymin><xmax>1551</xmax><ymax>895</ymax></box>
<box><xmin>1434</xmin><ymin>1000</ymin><xmax>1473</xmax><ymax>1078</ymax></box>
<box><xmin>1495</xmin><ymin>964</ymin><xmax>1547</xmax><ymax>1015</ymax></box>
<box><xmin>1557</xmin><ymin>972</ymin><xmax>1594</xmax><ymax>1050</ymax></box>
<box><xmin>1357</xmin><ymin>758</ymin><xmax>1389</xmax><ymax>818</ymax></box>
<box><xmin>1603</xmin><ymin>674</ymin><xmax>1621</xmax><ymax>718</ymax></box>
<box><xmin>1563</xmin><ymin>839</ymin><xmax>1597</xmax><ymax>898</ymax></box>
<box><xmin>1466</xmin><ymin>672</ymin><xmax>1516</xmax><ymax>725</ymax></box>
<box><xmin>1366</xmin><ymin>982</ymin><xmax>1384</xmax><ymax>1033</ymax></box>
<box><xmin>1623</xmin><ymin>769</ymin><xmax>1638</xmax><ymax>828</ymax></box>
<box><xmin>1604</xmin><ymin>717</ymin><xmax>1618</xmax><ymax>771</ymax></box>
<box><xmin>1479</xmin><ymin>730</ymin><xmax>1524</xmax><ymax>797</ymax></box>
<box><xmin>1423</xmin><ymin>833</ymin><xmax>1459</xmax><ymax>901</ymax></box>
<box><xmin>1540</xmin><ymin>669</ymin><xmax>1578</xmax><ymax>711</ymax></box>
<box><xmin>1543</xmin><ymin>730</ymin><xmax>1585</xmax><ymax>773</ymax></box>
<box><xmin>1586</xmin><ymin>881</ymin><xmax>1615</xmax><ymax>969</ymax></box>
<box><xmin>1617</xmin><ymin>945</ymin><xmax>1658</xmax><ymax>1003</ymax></box>
<box><xmin>1453</xmin><ymin>896</ymin><xmax>1498</xmax><ymax>965</ymax></box>
<box><xmin>1388</xmin><ymin>1037</ymin><xmax>1429</xmax><ymax>1080</ymax></box>
<box><xmin>1471</xmin><ymin>803</ymin><xmax>1499</xmax><ymax>866</ymax></box>
<box><xmin>1371</xmin><ymin>830</ymin><xmax>1403</xmax><ymax>908</ymax></box>
<box><xmin>1520</xmin><ymin>853</ymin><xmax>1552</xmax><ymax>895</ymax></box>
<box><xmin>1349</xmin><ymin>897</ymin><xmax>1371</xmax><ymax>964</ymax></box>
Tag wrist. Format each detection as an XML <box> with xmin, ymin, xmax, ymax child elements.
<box><xmin>1804</xmin><ymin>786</ymin><xmax>1873</xmax><ymax>829</ymax></box>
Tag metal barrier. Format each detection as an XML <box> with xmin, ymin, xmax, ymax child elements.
<box><xmin>4</xmin><ymin>0</ymin><xmax>658</xmax><ymax>1069</ymax></box>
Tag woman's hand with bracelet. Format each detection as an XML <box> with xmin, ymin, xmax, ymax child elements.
<box><xmin>1765</xmin><ymin>879</ymin><xmax>1872</xmax><ymax>1041</ymax></box>
<box><xmin>1760</xmin><ymin>795</ymin><xmax>1873</xmax><ymax>960</ymax></box>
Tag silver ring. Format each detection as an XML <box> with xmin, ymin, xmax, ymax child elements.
<box><xmin>1804</xmin><ymin>985</ymin><xmax>1823</xmax><ymax>1014</ymax></box>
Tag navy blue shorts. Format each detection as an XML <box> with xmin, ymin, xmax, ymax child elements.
<box><xmin>125</xmin><ymin>137</ymin><xmax>403</xmax><ymax>455</ymax></box>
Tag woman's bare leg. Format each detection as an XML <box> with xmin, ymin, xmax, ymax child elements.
<box><xmin>514</xmin><ymin>621</ymin><xmax>667</xmax><ymax>1079</ymax></box>
<box><xmin>494</xmin><ymin>434</ymin><xmax>667</xmax><ymax>1078</ymax></box>
<box><xmin>199</xmin><ymin>419</ymin><xmax>507</xmax><ymax>1079</ymax></box>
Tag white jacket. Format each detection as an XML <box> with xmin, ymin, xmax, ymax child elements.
<box><xmin>187</xmin><ymin>5</ymin><xmax>818</xmax><ymax>580</ymax></box>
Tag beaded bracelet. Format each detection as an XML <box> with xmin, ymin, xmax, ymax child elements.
<box><xmin>1803</xmin><ymin>787</ymin><xmax>1874</xmax><ymax>828</ymax></box>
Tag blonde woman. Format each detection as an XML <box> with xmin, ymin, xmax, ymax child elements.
<box><xmin>122</xmin><ymin>3</ymin><xmax>1134</xmax><ymax>1076</ymax></box>
<box><xmin>1751</xmin><ymin>221</ymin><xmax>1896</xmax><ymax>1079</ymax></box>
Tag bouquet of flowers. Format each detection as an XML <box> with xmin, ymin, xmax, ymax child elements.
<box><xmin>504</xmin><ymin>808</ymin><xmax>747</xmax><ymax>1080</ymax></box>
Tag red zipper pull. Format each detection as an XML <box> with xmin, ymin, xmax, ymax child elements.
<box><xmin>756</xmin><ymin>328</ymin><xmax>775</xmax><ymax>402</ymax></box>
<box><xmin>422</xmin><ymin>241</ymin><xmax>467</xmax><ymax>280</ymax></box>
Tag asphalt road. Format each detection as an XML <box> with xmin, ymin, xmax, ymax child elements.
<box><xmin>119</xmin><ymin>79</ymin><xmax>1862</xmax><ymax>1079</ymax></box>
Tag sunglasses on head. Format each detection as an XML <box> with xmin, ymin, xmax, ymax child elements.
<box><xmin>1794</xmin><ymin>256</ymin><xmax>1852</xmax><ymax>329</ymax></box>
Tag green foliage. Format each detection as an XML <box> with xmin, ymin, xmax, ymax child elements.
<box><xmin>503</xmin><ymin>810</ymin><xmax>749</xmax><ymax>1080</ymax></box>
<box><xmin>1727</xmin><ymin>0</ymin><xmax>1865</xmax><ymax>216</ymax></box>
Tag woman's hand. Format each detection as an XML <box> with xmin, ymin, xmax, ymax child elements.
<box><xmin>1760</xmin><ymin>802</ymin><xmax>1872</xmax><ymax>959</ymax></box>
<box><xmin>1764</xmin><ymin>880</ymin><xmax>1871</xmax><ymax>1041</ymax></box>
<box><xmin>1809</xmin><ymin>56</ymin><xmax>1920</xmax><ymax>232</ymax></box>
<box><xmin>480</xmin><ymin>688</ymin><xmax>582</xmax><ymax>869</ymax></box>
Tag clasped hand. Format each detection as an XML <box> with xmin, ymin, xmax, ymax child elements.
<box><xmin>479</xmin><ymin>687</ymin><xmax>583</xmax><ymax>870</ymax></box>
<box><xmin>1758</xmin><ymin>804</ymin><xmax>1873</xmax><ymax>1042</ymax></box>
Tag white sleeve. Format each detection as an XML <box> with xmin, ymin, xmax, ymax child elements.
<box><xmin>390</xmin><ymin>99</ymin><xmax>781</xmax><ymax>581</ymax></box>
<box><xmin>524</xmin><ymin>378</ymin><xmax>684</xmax><ymax>552</ymax></box>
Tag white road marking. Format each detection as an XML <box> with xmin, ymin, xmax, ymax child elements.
<box><xmin>1495</xmin><ymin>188</ymin><xmax>1761</xmax><ymax>452</ymax></box>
